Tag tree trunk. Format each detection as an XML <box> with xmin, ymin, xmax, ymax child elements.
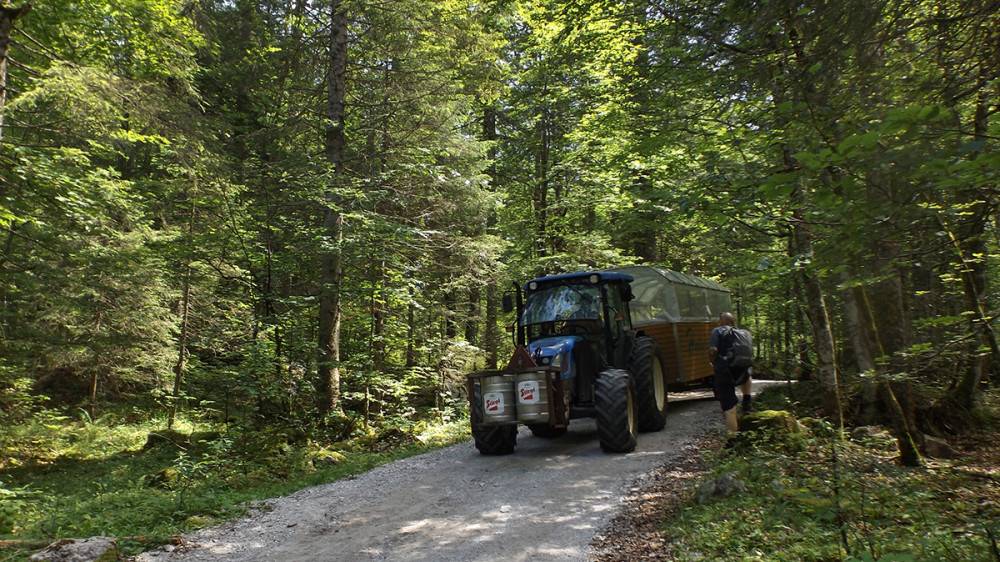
<box><xmin>863</xmin><ymin>170</ymin><xmax>909</xmax><ymax>367</ymax></box>
<box><xmin>533</xmin><ymin>108</ymin><xmax>549</xmax><ymax>259</ymax></box>
<box><xmin>443</xmin><ymin>290</ymin><xmax>457</xmax><ymax>339</ymax></box>
<box><xmin>485</xmin><ymin>281</ymin><xmax>499</xmax><ymax>369</ymax></box>
<box><xmin>465</xmin><ymin>287</ymin><xmax>479</xmax><ymax>345</ymax></box>
<box><xmin>169</xmin><ymin>271</ymin><xmax>191</xmax><ymax>429</ymax></box>
<box><xmin>88</xmin><ymin>368</ymin><xmax>98</xmax><ymax>421</ymax></box>
<box><xmin>868</xmin><ymin>262</ymin><xmax>907</xmax><ymax>363</ymax></box>
<box><xmin>855</xmin><ymin>271</ymin><xmax>921</xmax><ymax>464</ymax></box>
<box><xmin>370</xmin><ymin>257</ymin><xmax>386</xmax><ymax>374</ymax></box>
<box><xmin>948</xmin><ymin>213</ymin><xmax>991</xmax><ymax>410</ymax></box>
<box><xmin>406</xmin><ymin>286</ymin><xmax>416</xmax><ymax>368</ymax></box>
<box><xmin>318</xmin><ymin>0</ymin><xmax>348</xmax><ymax>415</ymax></box>
<box><xmin>169</xmin><ymin>197</ymin><xmax>196</xmax><ymax>430</ymax></box>
<box><xmin>791</xmin><ymin>209</ymin><xmax>843</xmax><ymax>428</ymax></box>
<box><xmin>853</xmin><ymin>283</ymin><xmax>888</xmax><ymax>424</ymax></box>
<box><xmin>949</xmin><ymin>84</ymin><xmax>996</xmax><ymax>410</ymax></box>
<box><xmin>839</xmin><ymin>270</ymin><xmax>876</xmax><ymax>374</ymax></box>
<box><xmin>0</xmin><ymin>3</ymin><xmax>30</xmax><ymax>155</ymax></box>
<box><xmin>839</xmin><ymin>270</ymin><xmax>881</xmax><ymax>425</ymax></box>
<box><xmin>630</xmin><ymin>171</ymin><xmax>658</xmax><ymax>262</ymax></box>
<box><xmin>879</xmin><ymin>379</ymin><xmax>922</xmax><ymax>467</ymax></box>
<box><xmin>89</xmin><ymin>308</ymin><xmax>104</xmax><ymax>420</ymax></box>
<box><xmin>859</xmin><ymin>167</ymin><xmax>930</xmax><ymax>459</ymax></box>
<box><xmin>482</xmin><ymin>104</ymin><xmax>500</xmax><ymax>370</ymax></box>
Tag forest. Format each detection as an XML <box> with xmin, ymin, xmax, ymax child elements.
<box><xmin>1</xmin><ymin>0</ymin><xmax>999</xmax><ymax>559</ymax></box>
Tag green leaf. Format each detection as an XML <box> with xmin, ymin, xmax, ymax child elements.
<box><xmin>836</xmin><ymin>131</ymin><xmax>880</xmax><ymax>154</ymax></box>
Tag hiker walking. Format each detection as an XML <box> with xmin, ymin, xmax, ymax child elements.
<box><xmin>708</xmin><ymin>312</ymin><xmax>754</xmax><ymax>439</ymax></box>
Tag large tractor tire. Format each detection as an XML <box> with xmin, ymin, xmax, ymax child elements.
<box><xmin>629</xmin><ymin>336</ymin><xmax>668</xmax><ymax>432</ymax></box>
<box><xmin>473</xmin><ymin>425</ymin><xmax>518</xmax><ymax>455</ymax></box>
<box><xmin>528</xmin><ymin>423</ymin><xmax>568</xmax><ymax>438</ymax></box>
<box><xmin>595</xmin><ymin>368</ymin><xmax>637</xmax><ymax>453</ymax></box>
<box><xmin>471</xmin><ymin>378</ymin><xmax>517</xmax><ymax>455</ymax></box>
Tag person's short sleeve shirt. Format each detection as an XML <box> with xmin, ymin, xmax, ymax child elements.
<box><xmin>710</xmin><ymin>326</ymin><xmax>730</xmax><ymax>372</ymax></box>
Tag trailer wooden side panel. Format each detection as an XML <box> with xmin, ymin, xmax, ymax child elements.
<box><xmin>638</xmin><ymin>322</ymin><xmax>715</xmax><ymax>385</ymax></box>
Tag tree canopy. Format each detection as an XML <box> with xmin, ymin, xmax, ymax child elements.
<box><xmin>0</xmin><ymin>0</ymin><xmax>997</xmax><ymax>447</ymax></box>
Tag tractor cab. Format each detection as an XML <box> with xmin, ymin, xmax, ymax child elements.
<box><xmin>504</xmin><ymin>271</ymin><xmax>636</xmax><ymax>411</ymax></box>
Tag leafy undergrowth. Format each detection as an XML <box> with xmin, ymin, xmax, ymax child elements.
<box><xmin>0</xmin><ymin>411</ymin><xmax>470</xmax><ymax>561</ymax></box>
<box><xmin>657</xmin><ymin>386</ymin><xmax>1000</xmax><ymax>561</ymax></box>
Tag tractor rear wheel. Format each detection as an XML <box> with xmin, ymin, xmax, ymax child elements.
<box><xmin>595</xmin><ymin>368</ymin><xmax>637</xmax><ymax>453</ymax></box>
<box><xmin>473</xmin><ymin>425</ymin><xmax>517</xmax><ymax>455</ymax></box>
<box><xmin>629</xmin><ymin>336</ymin><xmax>668</xmax><ymax>432</ymax></box>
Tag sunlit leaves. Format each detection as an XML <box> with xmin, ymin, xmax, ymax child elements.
<box><xmin>23</xmin><ymin>0</ymin><xmax>202</xmax><ymax>83</ymax></box>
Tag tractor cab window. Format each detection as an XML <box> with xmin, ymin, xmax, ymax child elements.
<box><xmin>521</xmin><ymin>283</ymin><xmax>603</xmax><ymax>340</ymax></box>
<box><xmin>605</xmin><ymin>283</ymin><xmax>628</xmax><ymax>341</ymax></box>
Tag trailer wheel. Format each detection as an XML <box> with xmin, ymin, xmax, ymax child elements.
<box><xmin>473</xmin><ymin>425</ymin><xmax>517</xmax><ymax>455</ymax></box>
<box><xmin>629</xmin><ymin>336</ymin><xmax>668</xmax><ymax>432</ymax></box>
<box><xmin>528</xmin><ymin>423</ymin><xmax>567</xmax><ymax>438</ymax></box>
<box><xmin>595</xmin><ymin>368</ymin><xmax>637</xmax><ymax>453</ymax></box>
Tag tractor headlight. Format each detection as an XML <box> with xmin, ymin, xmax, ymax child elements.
<box><xmin>550</xmin><ymin>353</ymin><xmax>563</xmax><ymax>369</ymax></box>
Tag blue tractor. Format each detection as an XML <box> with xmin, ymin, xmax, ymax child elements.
<box><xmin>467</xmin><ymin>270</ymin><xmax>667</xmax><ymax>455</ymax></box>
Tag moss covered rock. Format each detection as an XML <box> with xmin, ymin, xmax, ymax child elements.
<box><xmin>147</xmin><ymin>467</ymin><xmax>181</xmax><ymax>489</ymax></box>
<box><xmin>308</xmin><ymin>448</ymin><xmax>347</xmax><ymax>467</ymax></box>
<box><xmin>741</xmin><ymin>409</ymin><xmax>807</xmax><ymax>435</ymax></box>
<box><xmin>142</xmin><ymin>430</ymin><xmax>189</xmax><ymax>451</ymax></box>
<box><xmin>185</xmin><ymin>515</ymin><xmax>213</xmax><ymax>528</ymax></box>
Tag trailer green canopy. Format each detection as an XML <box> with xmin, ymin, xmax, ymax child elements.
<box><xmin>611</xmin><ymin>266</ymin><xmax>731</xmax><ymax>326</ymax></box>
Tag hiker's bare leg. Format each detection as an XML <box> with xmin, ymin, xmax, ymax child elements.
<box><xmin>724</xmin><ymin>406</ymin><xmax>739</xmax><ymax>434</ymax></box>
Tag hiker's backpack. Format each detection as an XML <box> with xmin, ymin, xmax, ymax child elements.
<box><xmin>724</xmin><ymin>326</ymin><xmax>754</xmax><ymax>384</ymax></box>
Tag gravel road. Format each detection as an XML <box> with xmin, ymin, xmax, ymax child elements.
<box><xmin>136</xmin><ymin>391</ymin><xmax>720</xmax><ymax>562</ymax></box>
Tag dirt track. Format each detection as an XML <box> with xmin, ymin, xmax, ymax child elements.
<box><xmin>136</xmin><ymin>391</ymin><xmax>720</xmax><ymax>562</ymax></box>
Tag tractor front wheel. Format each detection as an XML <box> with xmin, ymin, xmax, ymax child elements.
<box><xmin>473</xmin><ymin>425</ymin><xmax>517</xmax><ymax>455</ymax></box>
<box><xmin>595</xmin><ymin>368</ymin><xmax>637</xmax><ymax>453</ymax></box>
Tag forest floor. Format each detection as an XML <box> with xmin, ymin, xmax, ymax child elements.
<box><xmin>589</xmin><ymin>435</ymin><xmax>714</xmax><ymax>560</ymax></box>
<box><xmin>593</xmin><ymin>386</ymin><xmax>1000</xmax><ymax>561</ymax></box>
<box><xmin>9</xmin><ymin>384</ymin><xmax>1000</xmax><ymax>561</ymax></box>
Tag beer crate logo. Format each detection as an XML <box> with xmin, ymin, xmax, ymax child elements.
<box><xmin>517</xmin><ymin>380</ymin><xmax>539</xmax><ymax>404</ymax></box>
<box><xmin>484</xmin><ymin>392</ymin><xmax>504</xmax><ymax>413</ymax></box>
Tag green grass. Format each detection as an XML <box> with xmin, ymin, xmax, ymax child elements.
<box><xmin>0</xmin><ymin>410</ymin><xmax>471</xmax><ymax>561</ymax></box>
<box><xmin>658</xmin><ymin>385</ymin><xmax>1000</xmax><ymax>561</ymax></box>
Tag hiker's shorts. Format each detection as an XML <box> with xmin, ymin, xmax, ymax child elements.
<box><xmin>713</xmin><ymin>368</ymin><xmax>739</xmax><ymax>411</ymax></box>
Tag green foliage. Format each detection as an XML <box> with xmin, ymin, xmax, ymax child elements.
<box><xmin>0</xmin><ymin>412</ymin><xmax>470</xmax><ymax>556</ymax></box>
<box><xmin>0</xmin><ymin>483</ymin><xmax>35</xmax><ymax>535</ymax></box>
<box><xmin>0</xmin><ymin>360</ymin><xmax>47</xmax><ymax>422</ymax></box>
<box><xmin>662</xmin><ymin>387</ymin><xmax>1000</xmax><ymax>561</ymax></box>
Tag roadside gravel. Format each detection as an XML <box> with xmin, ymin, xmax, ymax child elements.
<box><xmin>590</xmin><ymin>440</ymin><xmax>712</xmax><ymax>560</ymax></box>
<box><xmin>134</xmin><ymin>393</ymin><xmax>721</xmax><ymax>562</ymax></box>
